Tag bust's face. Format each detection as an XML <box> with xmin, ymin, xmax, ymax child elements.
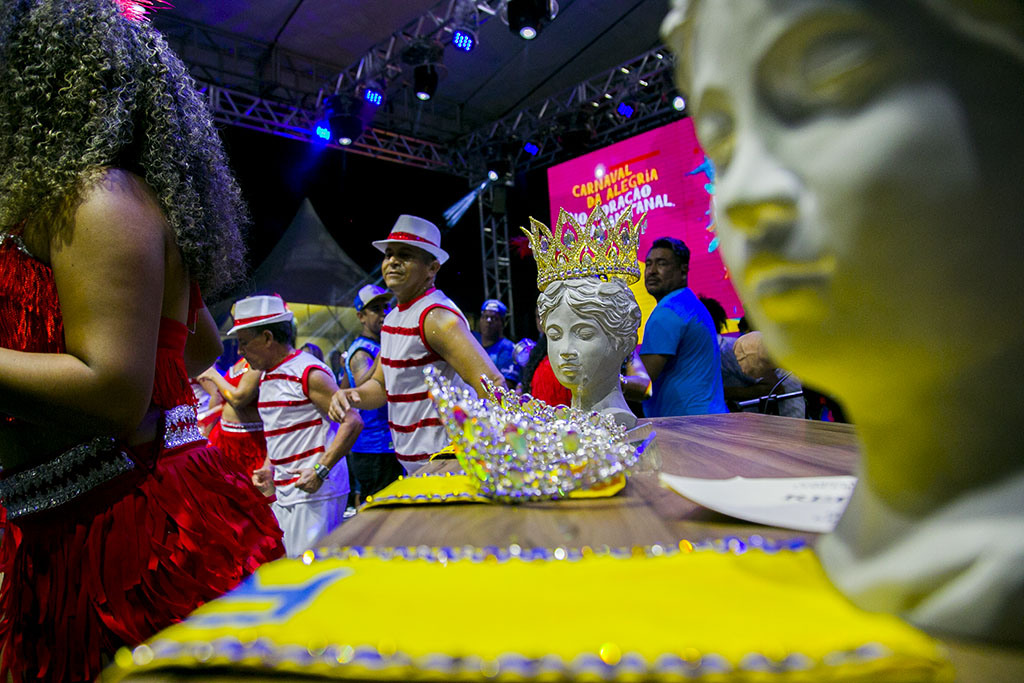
<box><xmin>676</xmin><ymin>0</ymin><xmax>1023</xmax><ymax>392</ymax></box>
<box><xmin>544</xmin><ymin>300</ymin><xmax>620</xmax><ymax>394</ymax></box>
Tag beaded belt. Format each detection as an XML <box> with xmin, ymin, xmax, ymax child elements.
<box><xmin>220</xmin><ymin>419</ymin><xmax>264</xmax><ymax>434</ymax></box>
<box><xmin>0</xmin><ymin>405</ymin><xmax>204</xmax><ymax>519</ymax></box>
<box><xmin>163</xmin><ymin>404</ymin><xmax>205</xmax><ymax>449</ymax></box>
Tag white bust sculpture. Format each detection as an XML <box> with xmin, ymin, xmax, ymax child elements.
<box><xmin>665</xmin><ymin>0</ymin><xmax>1024</xmax><ymax>644</ymax></box>
<box><xmin>537</xmin><ymin>277</ymin><xmax>641</xmax><ymax>429</ymax></box>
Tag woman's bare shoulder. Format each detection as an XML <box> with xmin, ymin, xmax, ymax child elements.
<box><xmin>76</xmin><ymin>168</ymin><xmax>165</xmax><ymax>224</ymax></box>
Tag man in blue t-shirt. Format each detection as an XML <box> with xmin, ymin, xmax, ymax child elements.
<box><xmin>472</xmin><ymin>299</ymin><xmax>520</xmax><ymax>386</ymax></box>
<box><xmin>639</xmin><ymin>237</ymin><xmax>728</xmax><ymax>417</ymax></box>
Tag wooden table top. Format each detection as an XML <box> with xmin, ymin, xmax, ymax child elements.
<box><xmin>322</xmin><ymin>413</ymin><xmax>861</xmax><ymax>551</ymax></box>
<box><xmin>132</xmin><ymin>414</ymin><xmax>1024</xmax><ymax>682</ymax></box>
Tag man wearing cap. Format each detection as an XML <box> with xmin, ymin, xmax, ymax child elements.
<box><xmin>342</xmin><ymin>285</ymin><xmax>403</xmax><ymax>502</ymax></box>
<box><xmin>329</xmin><ymin>215</ymin><xmax>504</xmax><ymax>474</ymax></box>
<box><xmin>473</xmin><ymin>299</ymin><xmax>520</xmax><ymax>386</ymax></box>
<box><xmin>229</xmin><ymin>294</ymin><xmax>363</xmax><ymax>557</ymax></box>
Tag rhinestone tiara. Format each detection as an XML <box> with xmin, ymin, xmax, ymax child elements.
<box><xmin>424</xmin><ymin>367</ymin><xmax>652</xmax><ymax>502</ymax></box>
<box><xmin>521</xmin><ymin>203</ymin><xmax>646</xmax><ymax>291</ymax></box>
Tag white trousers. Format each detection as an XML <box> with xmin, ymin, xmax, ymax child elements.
<box><xmin>397</xmin><ymin>458</ymin><xmax>428</xmax><ymax>476</ymax></box>
<box><xmin>272</xmin><ymin>496</ymin><xmax>345</xmax><ymax>558</ymax></box>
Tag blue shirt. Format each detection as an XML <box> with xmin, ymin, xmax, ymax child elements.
<box><xmin>472</xmin><ymin>333</ymin><xmax>520</xmax><ymax>385</ymax></box>
<box><xmin>640</xmin><ymin>287</ymin><xmax>728</xmax><ymax>417</ymax></box>
<box><xmin>344</xmin><ymin>336</ymin><xmax>393</xmax><ymax>453</ymax></box>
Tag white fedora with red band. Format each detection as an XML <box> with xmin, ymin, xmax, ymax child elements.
<box><xmin>372</xmin><ymin>215</ymin><xmax>449</xmax><ymax>265</ymax></box>
<box><xmin>227</xmin><ymin>295</ymin><xmax>294</xmax><ymax>336</ymax></box>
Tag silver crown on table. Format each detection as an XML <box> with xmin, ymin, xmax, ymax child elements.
<box><xmin>424</xmin><ymin>366</ymin><xmax>651</xmax><ymax>502</ymax></box>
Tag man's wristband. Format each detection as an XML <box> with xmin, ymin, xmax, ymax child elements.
<box><xmin>313</xmin><ymin>462</ymin><xmax>332</xmax><ymax>481</ymax></box>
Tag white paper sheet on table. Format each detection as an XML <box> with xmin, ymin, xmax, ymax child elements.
<box><xmin>658</xmin><ymin>473</ymin><xmax>857</xmax><ymax>533</ymax></box>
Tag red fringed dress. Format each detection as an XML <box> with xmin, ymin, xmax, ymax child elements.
<box><xmin>206</xmin><ymin>358</ymin><xmax>268</xmax><ymax>475</ymax></box>
<box><xmin>0</xmin><ymin>232</ymin><xmax>285</xmax><ymax>682</ymax></box>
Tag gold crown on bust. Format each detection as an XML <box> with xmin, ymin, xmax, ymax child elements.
<box><xmin>521</xmin><ymin>203</ymin><xmax>646</xmax><ymax>290</ymax></box>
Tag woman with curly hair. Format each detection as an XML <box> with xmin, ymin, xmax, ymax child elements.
<box><xmin>0</xmin><ymin>0</ymin><xmax>284</xmax><ymax>679</ymax></box>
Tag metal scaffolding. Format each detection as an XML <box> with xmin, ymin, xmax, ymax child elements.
<box><xmin>477</xmin><ymin>184</ymin><xmax>516</xmax><ymax>337</ymax></box>
<box><xmin>202</xmin><ymin>84</ymin><xmax>455</xmax><ymax>171</ymax></box>
<box><xmin>157</xmin><ymin>10</ymin><xmax>685</xmax><ymax>174</ymax></box>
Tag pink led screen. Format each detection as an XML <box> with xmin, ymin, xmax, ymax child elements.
<box><xmin>546</xmin><ymin>118</ymin><xmax>743</xmax><ymax>327</ymax></box>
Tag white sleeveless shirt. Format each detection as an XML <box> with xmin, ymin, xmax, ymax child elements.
<box><xmin>380</xmin><ymin>288</ymin><xmax>470</xmax><ymax>463</ymax></box>
<box><xmin>258</xmin><ymin>350</ymin><xmax>349</xmax><ymax>506</ymax></box>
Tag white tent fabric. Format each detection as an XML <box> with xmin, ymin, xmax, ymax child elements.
<box><xmin>248</xmin><ymin>198</ymin><xmax>368</xmax><ymax>306</ymax></box>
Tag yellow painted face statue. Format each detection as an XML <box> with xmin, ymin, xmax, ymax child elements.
<box><xmin>665</xmin><ymin>0</ymin><xmax>1024</xmax><ymax>644</ymax></box>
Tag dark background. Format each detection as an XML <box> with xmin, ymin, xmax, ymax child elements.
<box><xmin>220</xmin><ymin>125</ymin><xmax>549</xmax><ymax>341</ymax></box>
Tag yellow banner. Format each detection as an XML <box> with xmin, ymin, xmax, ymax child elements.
<box><xmin>106</xmin><ymin>542</ymin><xmax>952</xmax><ymax>681</ymax></box>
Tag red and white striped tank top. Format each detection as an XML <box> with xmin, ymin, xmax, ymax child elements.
<box><xmin>257</xmin><ymin>350</ymin><xmax>348</xmax><ymax>506</ymax></box>
<box><xmin>380</xmin><ymin>288</ymin><xmax>470</xmax><ymax>462</ymax></box>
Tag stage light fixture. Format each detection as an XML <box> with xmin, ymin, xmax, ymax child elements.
<box><xmin>360</xmin><ymin>81</ymin><xmax>385</xmax><ymax>107</ymax></box>
<box><xmin>315</xmin><ymin>123</ymin><xmax>331</xmax><ymax>141</ymax></box>
<box><xmin>616</xmin><ymin>101</ymin><xmax>635</xmax><ymax>118</ymax></box>
<box><xmin>332</xmin><ymin>113</ymin><xmax>364</xmax><ymax>146</ymax></box>
<box><xmin>672</xmin><ymin>95</ymin><xmax>686</xmax><ymax>111</ymax></box>
<box><xmin>507</xmin><ymin>0</ymin><xmax>557</xmax><ymax>40</ymax></box>
<box><xmin>451</xmin><ymin>0</ymin><xmax>479</xmax><ymax>52</ymax></box>
<box><xmin>325</xmin><ymin>94</ymin><xmax>367</xmax><ymax>146</ymax></box>
<box><xmin>403</xmin><ymin>40</ymin><xmax>445</xmax><ymax>103</ymax></box>
<box><xmin>488</xmin><ymin>170</ymin><xmax>500</xmax><ymax>181</ymax></box>
<box><xmin>452</xmin><ymin>28</ymin><xmax>476</xmax><ymax>52</ymax></box>
<box><xmin>413</xmin><ymin>64</ymin><xmax>439</xmax><ymax>101</ymax></box>
<box><xmin>523</xmin><ymin>141</ymin><xmax>540</xmax><ymax>156</ymax></box>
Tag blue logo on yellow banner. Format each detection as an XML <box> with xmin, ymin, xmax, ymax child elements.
<box><xmin>188</xmin><ymin>568</ymin><xmax>353</xmax><ymax>627</ymax></box>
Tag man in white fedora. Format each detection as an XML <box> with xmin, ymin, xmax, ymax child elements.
<box><xmin>329</xmin><ymin>215</ymin><xmax>503</xmax><ymax>474</ymax></box>
<box><xmin>228</xmin><ymin>294</ymin><xmax>363</xmax><ymax>557</ymax></box>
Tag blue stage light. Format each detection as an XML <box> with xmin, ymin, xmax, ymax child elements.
<box><xmin>315</xmin><ymin>124</ymin><xmax>331</xmax><ymax>141</ymax></box>
<box><xmin>523</xmin><ymin>141</ymin><xmax>540</xmax><ymax>156</ymax></box>
<box><xmin>452</xmin><ymin>28</ymin><xmax>476</xmax><ymax>52</ymax></box>
<box><xmin>362</xmin><ymin>86</ymin><xmax>384</xmax><ymax>107</ymax></box>
<box><xmin>616</xmin><ymin>102</ymin><xmax>634</xmax><ymax>118</ymax></box>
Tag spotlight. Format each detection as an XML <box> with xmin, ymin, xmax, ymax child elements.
<box><xmin>402</xmin><ymin>41</ymin><xmax>445</xmax><ymax>103</ymax></box>
<box><xmin>413</xmin><ymin>64</ymin><xmax>439</xmax><ymax>101</ymax></box>
<box><xmin>360</xmin><ymin>81</ymin><xmax>385</xmax><ymax>107</ymax></box>
<box><xmin>452</xmin><ymin>28</ymin><xmax>476</xmax><ymax>52</ymax></box>
<box><xmin>616</xmin><ymin>101</ymin><xmax>635</xmax><ymax>118</ymax></box>
<box><xmin>672</xmin><ymin>95</ymin><xmax>686</xmax><ymax>111</ymax></box>
<box><xmin>506</xmin><ymin>0</ymin><xmax>557</xmax><ymax>40</ymax></box>
<box><xmin>451</xmin><ymin>0</ymin><xmax>479</xmax><ymax>52</ymax></box>
<box><xmin>332</xmin><ymin>114</ymin><xmax>363</xmax><ymax>146</ymax></box>
<box><xmin>325</xmin><ymin>95</ymin><xmax>367</xmax><ymax>146</ymax></box>
<box><xmin>488</xmin><ymin>170</ymin><xmax>500</xmax><ymax>182</ymax></box>
<box><xmin>523</xmin><ymin>141</ymin><xmax>540</xmax><ymax>156</ymax></box>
